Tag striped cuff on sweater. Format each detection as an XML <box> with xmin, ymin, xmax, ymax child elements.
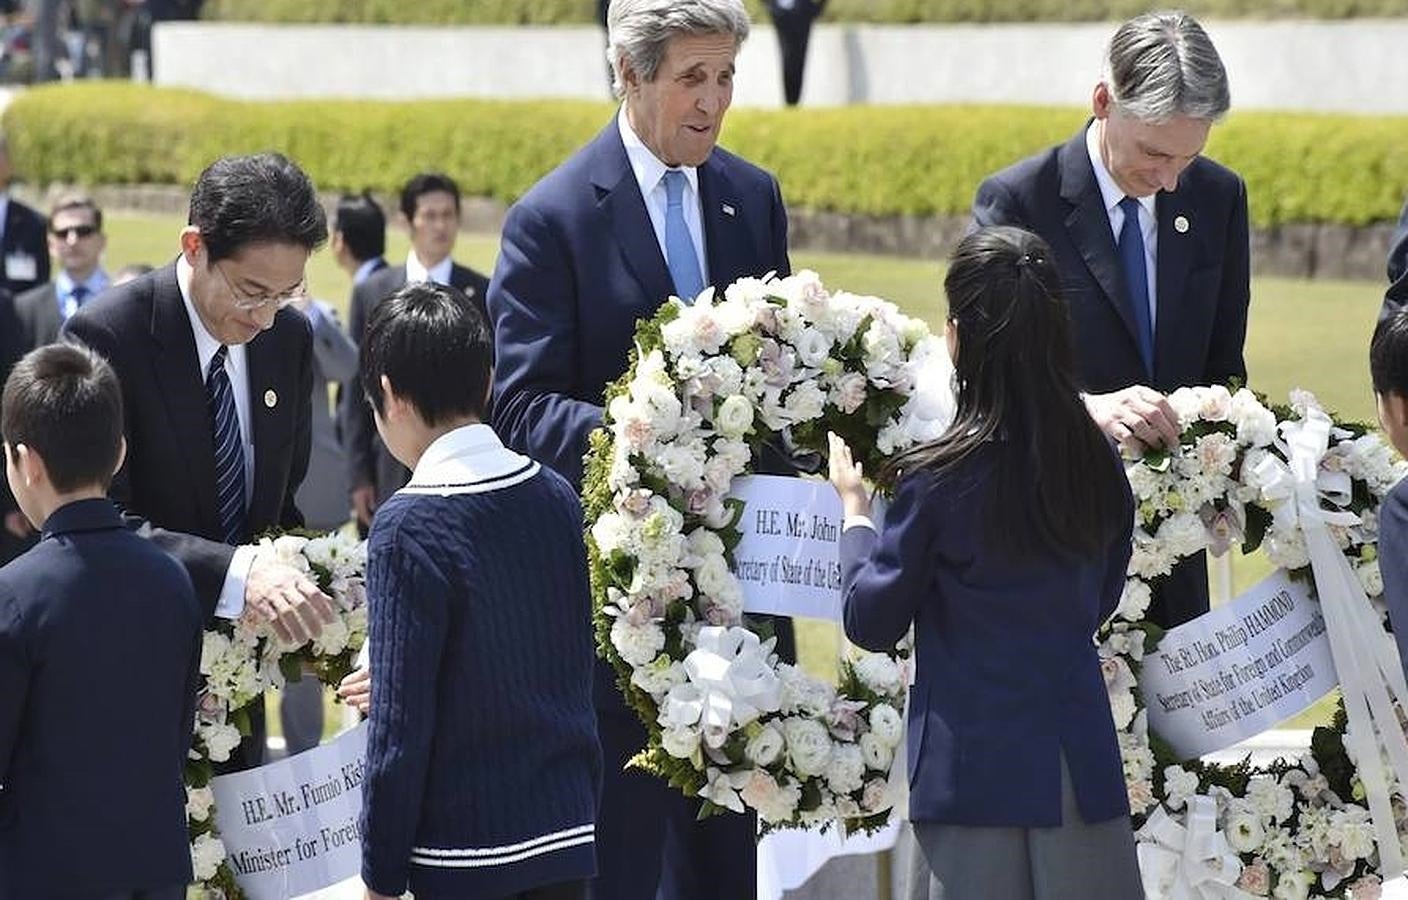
<box><xmin>410</xmin><ymin>823</ymin><xmax>596</xmax><ymax>869</ymax></box>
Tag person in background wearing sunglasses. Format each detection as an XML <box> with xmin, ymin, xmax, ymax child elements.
<box><xmin>63</xmin><ymin>152</ymin><xmax>337</xmax><ymax>773</ymax></box>
<box><xmin>15</xmin><ymin>194</ymin><xmax>109</xmax><ymax>350</ymax></box>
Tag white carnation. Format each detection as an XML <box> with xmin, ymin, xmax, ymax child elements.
<box><xmin>825</xmin><ymin>744</ymin><xmax>866</xmax><ymax>795</ymax></box>
<box><xmin>186</xmin><ymin>786</ymin><xmax>216</xmax><ymax>823</ymax></box>
<box><xmin>1157</xmin><ymin>512</ymin><xmax>1208</xmax><ymax>557</ymax></box>
<box><xmin>740</xmin><ymin>769</ymin><xmax>802</xmax><ymax>824</ymax></box>
<box><xmin>1162</xmin><ymin>766</ymin><xmax>1198</xmax><ymax>811</ymax></box>
<box><xmin>1230</xmin><ymin>389</ymin><xmax>1277</xmax><ymax>447</ymax></box>
<box><xmin>778</xmin><ymin>664</ymin><xmax>836</xmax><ymax>716</ymax></box>
<box><xmin>1246</xmin><ymin>775</ymin><xmax>1295</xmax><ymax>823</ymax></box>
<box><xmin>783</xmin><ymin>381</ymin><xmax>826</xmax><ymax>422</ymax></box>
<box><xmin>631</xmin><ymin>655</ymin><xmax>687</xmax><ymax>697</ymax></box>
<box><xmin>852</xmin><ymin>653</ymin><xmax>903</xmax><ymax>696</ymax></box>
<box><xmin>1225</xmin><ymin>807</ymin><xmax>1267</xmax><ymax>853</ymax></box>
<box><xmin>1358</xmin><ymin>559</ymin><xmax>1384</xmax><ymax>596</ymax></box>
<box><xmin>191</xmin><ymin>833</ymin><xmax>227</xmax><ymax>881</ymax></box>
<box><xmin>610</xmin><ymin>617</ymin><xmax>666</xmax><ymax>667</ymax></box>
<box><xmin>199</xmin><ymin>721</ymin><xmax>242</xmax><ymax>764</ymax></box>
<box><xmin>830</xmin><ymin>371</ymin><xmax>868</xmax><ymax>415</ymax></box>
<box><xmin>1115</xmin><ymin>579</ymin><xmax>1152</xmax><ymax>622</ymax></box>
<box><xmin>868</xmin><ymin>704</ymin><xmax>904</xmax><ymax>748</ymax></box>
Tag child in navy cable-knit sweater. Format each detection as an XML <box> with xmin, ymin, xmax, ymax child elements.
<box><xmin>357</xmin><ymin>281</ymin><xmax>601</xmax><ymax>900</ymax></box>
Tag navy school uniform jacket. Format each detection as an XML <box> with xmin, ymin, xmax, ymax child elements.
<box><xmin>840</xmin><ymin>444</ymin><xmax>1135</xmax><ymax>827</ymax></box>
<box><xmin>0</xmin><ymin>498</ymin><xmax>202</xmax><ymax>898</ymax></box>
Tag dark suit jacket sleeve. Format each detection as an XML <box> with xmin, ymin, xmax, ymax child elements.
<box><xmin>0</xmin><ymin>587</ymin><xmax>26</xmax><ymax>787</ymax></box>
<box><xmin>343</xmin><ymin>280</ymin><xmax>377</xmax><ymax>490</ymax></box>
<box><xmin>62</xmin><ymin>314</ymin><xmax>236</xmax><ymax>619</ymax></box>
<box><xmin>971</xmin><ymin>175</ymin><xmax>1025</xmax><ymax>230</ymax></box>
<box><xmin>1383</xmin><ymin>199</ymin><xmax>1408</xmax><ymax>321</ymax></box>
<box><xmin>489</xmin><ymin>200</ymin><xmax>606</xmax><ymax>486</ymax></box>
<box><xmin>1098</xmin><ymin>451</ymin><xmax>1136</xmax><ymax>626</ymax></box>
<box><xmin>770</xmin><ymin>175</ymin><xmax>793</xmax><ymax>278</ymax></box>
<box><xmin>840</xmin><ymin>472</ymin><xmax>937</xmax><ymax>652</ymax></box>
<box><xmin>1379</xmin><ymin>483</ymin><xmax>1408</xmax><ymax>681</ymax></box>
<box><xmin>1205</xmin><ymin>177</ymin><xmax>1251</xmax><ymax>387</ymax></box>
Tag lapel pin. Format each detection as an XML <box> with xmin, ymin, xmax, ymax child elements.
<box><xmin>264</xmin><ymin>389</ymin><xmax>278</xmax><ymax>409</ymax></box>
<box><xmin>722</xmin><ymin>203</ymin><xmax>736</xmax><ymax>217</ymax></box>
<box><xmin>1174</xmin><ymin>215</ymin><xmax>1190</xmax><ymax>234</ymax></box>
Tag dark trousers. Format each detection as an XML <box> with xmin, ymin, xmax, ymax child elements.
<box><xmin>1147</xmin><ymin>552</ymin><xmax>1210</xmax><ymax>628</ymax></box>
<box><xmin>592</xmin><ymin>708</ymin><xmax>758</xmax><ymax>900</ymax></box>
<box><xmin>772</xmin><ymin>11</ymin><xmax>818</xmax><ymax>106</ymax></box>
<box><xmin>507</xmin><ymin>880</ymin><xmax>590</xmax><ymax>900</ymax></box>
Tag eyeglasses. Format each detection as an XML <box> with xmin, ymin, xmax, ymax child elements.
<box><xmin>50</xmin><ymin>225</ymin><xmax>99</xmax><ymax>240</ymax></box>
<box><xmin>211</xmin><ymin>261</ymin><xmax>307</xmax><ymax>312</ymax></box>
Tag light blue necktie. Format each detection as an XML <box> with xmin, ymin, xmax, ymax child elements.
<box><xmin>207</xmin><ymin>346</ymin><xmax>247</xmax><ymax>545</ymax></box>
<box><xmin>663</xmin><ymin>170</ymin><xmax>705</xmax><ymax>302</ymax></box>
<box><xmin>1117</xmin><ymin>196</ymin><xmax>1155</xmax><ymax>378</ymax></box>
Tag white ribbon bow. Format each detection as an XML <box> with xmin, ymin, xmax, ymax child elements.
<box><xmin>1256</xmin><ymin>410</ymin><xmax>1408</xmax><ymax>879</ymax></box>
<box><xmin>668</xmin><ymin>626</ymin><xmax>782</xmax><ymax>749</ymax></box>
<box><xmin>1137</xmin><ymin>796</ymin><xmax>1256</xmax><ymax>900</ymax></box>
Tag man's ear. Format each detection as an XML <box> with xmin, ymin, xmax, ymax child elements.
<box><xmin>1387</xmin><ymin>391</ymin><xmax>1408</xmax><ymax>431</ymax></box>
<box><xmin>13</xmin><ymin>443</ymin><xmax>43</xmax><ymax>488</ymax></box>
<box><xmin>1092</xmin><ymin>81</ymin><xmax>1113</xmax><ymax>120</ymax></box>
<box><xmin>179</xmin><ymin>227</ymin><xmax>204</xmax><ymax>267</ymax></box>
<box><xmin>112</xmin><ymin>435</ymin><xmax>127</xmax><ymax>478</ymax></box>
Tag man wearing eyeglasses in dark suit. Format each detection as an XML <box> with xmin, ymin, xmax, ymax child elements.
<box><xmin>63</xmin><ymin>152</ymin><xmax>338</xmax><ymax>772</ymax></box>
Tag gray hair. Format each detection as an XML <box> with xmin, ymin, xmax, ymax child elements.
<box><xmin>606</xmin><ymin>0</ymin><xmax>751</xmax><ymax>99</ymax></box>
<box><xmin>1101</xmin><ymin>11</ymin><xmax>1230</xmax><ymax>123</ymax></box>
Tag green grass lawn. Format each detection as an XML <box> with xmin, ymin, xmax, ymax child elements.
<box><xmin>100</xmin><ymin>214</ymin><xmax>1381</xmax><ymax>736</ymax></box>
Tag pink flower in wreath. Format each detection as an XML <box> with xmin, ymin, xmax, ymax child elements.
<box><xmin>1234</xmin><ymin>859</ymin><xmax>1270</xmax><ymax>896</ymax></box>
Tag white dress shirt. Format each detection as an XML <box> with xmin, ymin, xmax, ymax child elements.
<box><xmin>617</xmin><ymin>105</ymin><xmax>710</xmax><ymax>286</ymax></box>
<box><xmin>405</xmin><ymin>250</ymin><xmax>452</xmax><ymax>286</ymax></box>
<box><xmin>177</xmin><ymin>255</ymin><xmax>257</xmax><ymax>619</ymax></box>
<box><xmin>1086</xmin><ymin>121</ymin><xmax>1158</xmax><ymax>331</ymax></box>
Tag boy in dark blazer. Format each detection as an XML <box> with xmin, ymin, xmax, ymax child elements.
<box><xmin>359</xmin><ymin>282</ymin><xmax>600</xmax><ymax>900</ymax></box>
<box><xmin>0</xmin><ymin>343</ymin><xmax>202</xmax><ymax>899</ymax></box>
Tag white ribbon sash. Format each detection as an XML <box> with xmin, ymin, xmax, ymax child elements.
<box><xmin>1137</xmin><ymin>795</ymin><xmax>1256</xmax><ymax>899</ymax></box>
<box><xmin>1255</xmin><ymin>410</ymin><xmax>1408</xmax><ymax>878</ymax></box>
<box><xmin>669</xmin><ymin>626</ymin><xmax>782</xmax><ymax>749</ymax></box>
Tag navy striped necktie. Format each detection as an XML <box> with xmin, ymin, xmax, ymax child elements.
<box><xmin>206</xmin><ymin>345</ymin><xmax>247</xmax><ymax>545</ymax></box>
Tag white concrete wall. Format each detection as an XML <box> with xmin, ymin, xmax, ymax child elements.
<box><xmin>153</xmin><ymin>20</ymin><xmax>1408</xmax><ymax>114</ymax></box>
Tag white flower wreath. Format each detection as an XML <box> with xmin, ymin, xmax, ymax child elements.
<box><xmin>582</xmin><ymin>270</ymin><xmax>954</xmax><ymax>831</ymax></box>
<box><xmin>186</xmin><ymin>531</ymin><xmax>368</xmax><ymax>896</ymax></box>
<box><xmin>1108</xmin><ymin>386</ymin><xmax>1408</xmax><ymax>900</ymax></box>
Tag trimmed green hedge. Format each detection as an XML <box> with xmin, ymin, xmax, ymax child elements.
<box><xmin>201</xmin><ymin>0</ymin><xmax>1408</xmax><ymax>24</ymax></box>
<box><xmin>6</xmin><ymin>82</ymin><xmax>1407</xmax><ymax>228</ymax></box>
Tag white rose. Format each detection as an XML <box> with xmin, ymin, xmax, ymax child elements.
<box><xmin>610</xmin><ymin>617</ymin><xmax>666</xmax><ymax>667</ymax></box>
<box><xmin>1230</xmin><ymin>389</ymin><xmax>1278</xmax><ymax>447</ymax></box>
<box><xmin>1358</xmin><ymin>560</ymin><xmax>1384</xmax><ymax>597</ymax></box>
<box><xmin>868</xmin><ymin>704</ymin><xmax>904</xmax><ymax>748</ymax></box>
<box><xmin>782</xmin><ymin>717</ymin><xmax>835</xmax><ymax>777</ymax></box>
<box><xmin>714</xmin><ymin>394</ymin><xmax>755</xmax><ymax>440</ymax></box>
<box><xmin>1167</xmin><ymin>387</ymin><xmax>1202</xmax><ymax>429</ymax></box>
<box><xmin>1158</xmin><ymin>512</ymin><xmax>1208</xmax><ymax>557</ymax></box>
<box><xmin>825</xmin><ymin>744</ymin><xmax>866</xmax><ymax>795</ymax></box>
<box><xmin>1225</xmin><ymin>808</ymin><xmax>1267</xmax><ymax>853</ymax></box>
<box><xmin>657</xmin><ymin>441</ymin><xmax>707</xmax><ymax>489</ymax></box>
<box><xmin>853</xmin><ymin>653</ymin><xmax>903</xmax><ymax>696</ymax></box>
<box><xmin>784</xmin><ymin>381</ymin><xmax>826</xmax><ymax>422</ymax></box>
<box><xmin>1198</xmin><ymin>385</ymin><xmax>1234</xmax><ymax>422</ymax></box>
<box><xmin>661</xmin><ymin>725</ymin><xmax>702</xmax><ymax>760</ymax></box>
<box><xmin>745</xmin><ymin>724</ymin><xmax>786</xmax><ymax>767</ymax></box>
<box><xmin>591</xmin><ymin>512</ymin><xmax>631</xmax><ymax>555</ymax></box>
<box><xmin>859</xmin><ymin>732</ymin><xmax>894</xmax><ymax>771</ymax></box>
<box><xmin>1246</xmin><ymin>775</ymin><xmax>1295</xmax><ymax>823</ymax></box>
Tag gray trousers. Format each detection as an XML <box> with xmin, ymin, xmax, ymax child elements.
<box><xmin>909</xmin><ymin>757</ymin><xmax>1143</xmax><ymax>900</ymax></box>
<box><xmin>279</xmin><ymin>675</ymin><xmax>325</xmax><ymax>756</ymax></box>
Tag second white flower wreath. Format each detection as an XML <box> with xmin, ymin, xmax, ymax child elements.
<box><xmin>582</xmin><ymin>270</ymin><xmax>953</xmax><ymax>832</ymax></box>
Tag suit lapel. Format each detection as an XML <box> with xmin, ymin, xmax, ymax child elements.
<box><xmin>1154</xmin><ymin>189</ymin><xmax>1193</xmax><ymax>387</ymax></box>
<box><xmin>700</xmin><ymin>154</ymin><xmax>756</xmax><ymax>289</ymax></box>
<box><xmin>589</xmin><ymin>125</ymin><xmax>676</xmax><ymax>311</ymax></box>
<box><xmin>147</xmin><ymin>265</ymin><xmax>220</xmax><ymax>532</ymax></box>
<box><xmin>1058</xmin><ymin>132</ymin><xmax>1141</xmax><ymax>351</ymax></box>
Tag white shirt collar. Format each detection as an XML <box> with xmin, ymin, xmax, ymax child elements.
<box><xmin>176</xmin><ymin>255</ymin><xmax>246</xmax><ymax>378</ymax></box>
<box><xmin>353</xmin><ymin>257</ymin><xmax>383</xmax><ymax>286</ymax></box>
<box><xmin>405</xmin><ymin>423</ymin><xmax>538</xmax><ymax>492</ymax></box>
<box><xmin>618</xmin><ymin>105</ymin><xmax>700</xmax><ymax>204</ymax></box>
<box><xmin>406</xmin><ymin>250</ymin><xmax>452</xmax><ymax>286</ymax></box>
<box><xmin>1085</xmin><ymin>120</ymin><xmax>1155</xmax><ymax>219</ymax></box>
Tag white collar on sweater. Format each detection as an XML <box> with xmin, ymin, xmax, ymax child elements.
<box><xmin>400</xmin><ymin>423</ymin><xmax>539</xmax><ymax>495</ymax></box>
